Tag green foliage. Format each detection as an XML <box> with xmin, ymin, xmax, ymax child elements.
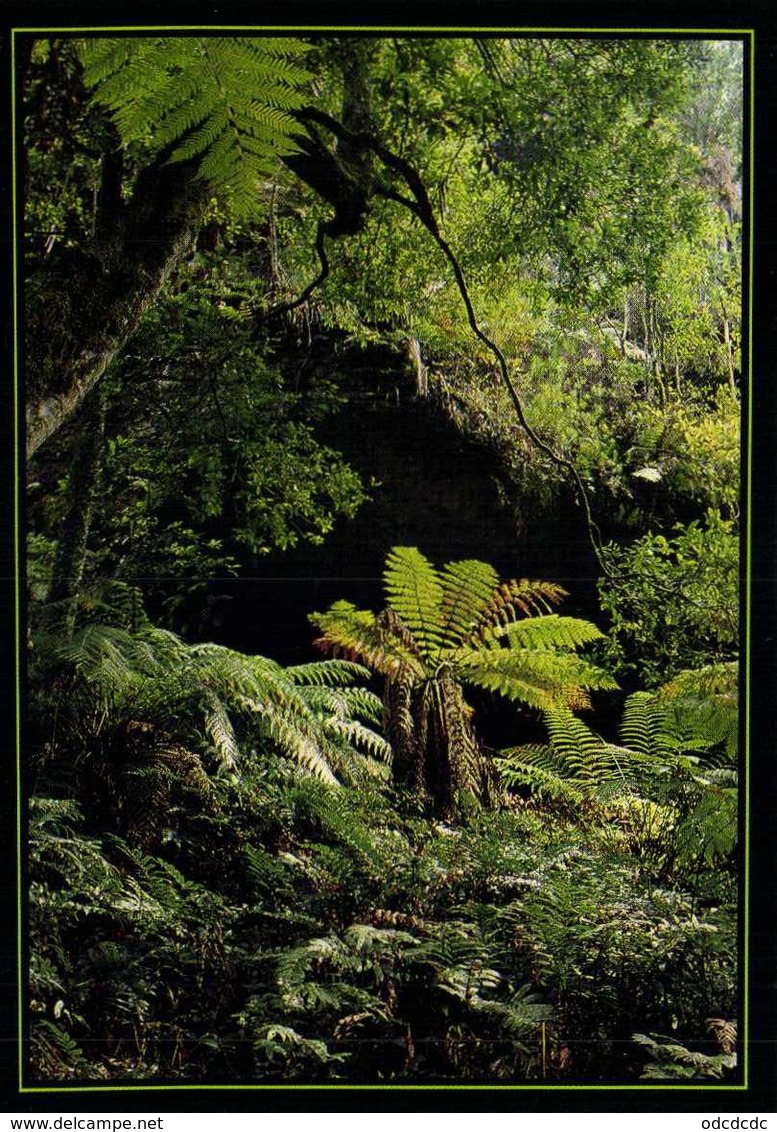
<box><xmin>78</xmin><ymin>260</ymin><xmax>367</xmax><ymax>630</ymax></box>
<box><xmin>23</xmin><ymin>40</ymin><xmax>109</xmax><ymax>262</ymax></box>
<box><xmin>80</xmin><ymin>37</ymin><xmax>310</xmax><ymax>217</ymax></box>
<box><xmin>30</xmin><ymin>623</ymin><xmax>390</xmax><ymax>833</ymax></box>
<box><xmin>598</xmin><ymin>510</ymin><xmax>739</xmax><ymax>684</ymax></box>
<box><xmin>498</xmin><ymin>672</ymin><xmax>738</xmax><ymax>890</ymax></box>
<box><xmin>29</xmin><ymin>731</ymin><xmax>737</xmax><ymax>1085</ymax></box>
<box><xmin>511</xmin><ymin>848</ymin><xmax>735</xmax><ymax>1079</ymax></box>
<box><xmin>311</xmin><ymin>547</ymin><xmax>615</xmax><ymax>812</ymax></box>
<box><xmin>626</xmin><ymin>391</ymin><xmax>740</xmax><ymax>511</ymax></box>
<box><xmin>29</xmin><ymin>797</ymin><xmax>241</xmax><ymax>1080</ymax></box>
<box><xmin>632</xmin><ymin>1030</ymin><xmax>736</xmax><ymax>1080</ymax></box>
<box><xmin>656</xmin><ymin>662</ymin><xmax>738</xmax><ymax>761</ymax></box>
<box><xmin>26</xmin><ymin>34</ymin><xmax>741</xmax><ymax>1090</ymax></box>
<box><xmin>498</xmin><ymin>708</ymin><xmax>656</xmax><ymax>805</ymax></box>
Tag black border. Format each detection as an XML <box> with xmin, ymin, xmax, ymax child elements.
<box><xmin>2</xmin><ymin>0</ymin><xmax>775</xmax><ymax>1114</ymax></box>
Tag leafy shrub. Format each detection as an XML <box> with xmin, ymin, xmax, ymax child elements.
<box><xmin>598</xmin><ymin>509</ymin><xmax>738</xmax><ymax>684</ymax></box>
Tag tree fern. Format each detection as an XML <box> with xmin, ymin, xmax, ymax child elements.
<box><xmin>80</xmin><ymin>36</ymin><xmax>310</xmax><ymax>217</ymax></box>
<box><xmin>310</xmin><ymin>547</ymin><xmax>615</xmax><ymax>813</ymax></box>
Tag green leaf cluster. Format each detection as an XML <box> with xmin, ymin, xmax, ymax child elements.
<box><xmin>80</xmin><ymin>37</ymin><xmax>310</xmax><ymax>216</ymax></box>
<box><xmin>598</xmin><ymin>510</ymin><xmax>739</xmax><ymax>684</ymax></box>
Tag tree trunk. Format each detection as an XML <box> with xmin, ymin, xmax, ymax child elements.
<box><xmin>25</xmin><ymin>155</ymin><xmax>210</xmax><ymax>459</ymax></box>
<box><xmin>44</xmin><ymin>384</ymin><xmax>107</xmax><ymax>639</ymax></box>
<box><xmin>720</xmin><ymin>306</ymin><xmax>737</xmax><ymax>391</ymax></box>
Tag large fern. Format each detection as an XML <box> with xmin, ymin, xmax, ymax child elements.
<box><xmin>80</xmin><ymin>36</ymin><xmax>310</xmax><ymax>217</ymax></box>
<box><xmin>655</xmin><ymin>662</ymin><xmax>738</xmax><ymax>762</ymax></box>
<box><xmin>32</xmin><ymin>624</ymin><xmax>389</xmax><ymax>833</ymax></box>
<box><xmin>497</xmin><ymin>707</ymin><xmax>660</xmax><ymax>808</ymax></box>
<box><xmin>498</xmin><ymin>675</ymin><xmax>738</xmax><ymax>878</ymax></box>
<box><xmin>310</xmin><ymin>547</ymin><xmax>615</xmax><ymax>813</ymax></box>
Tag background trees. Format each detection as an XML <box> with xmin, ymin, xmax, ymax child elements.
<box><xmin>24</xmin><ymin>32</ymin><xmax>742</xmax><ymax>1086</ymax></box>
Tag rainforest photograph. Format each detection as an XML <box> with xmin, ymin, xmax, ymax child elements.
<box><xmin>21</xmin><ymin>31</ymin><xmax>744</xmax><ymax>1090</ymax></box>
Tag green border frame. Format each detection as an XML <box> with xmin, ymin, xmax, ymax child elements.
<box><xmin>12</xmin><ymin>23</ymin><xmax>755</xmax><ymax>1096</ymax></box>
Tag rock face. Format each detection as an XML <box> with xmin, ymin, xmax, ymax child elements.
<box><xmin>214</xmin><ymin>342</ymin><xmax>597</xmax><ymax>663</ymax></box>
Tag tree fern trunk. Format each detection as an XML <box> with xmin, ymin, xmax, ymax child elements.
<box><xmin>25</xmin><ymin>155</ymin><xmax>209</xmax><ymax>458</ymax></box>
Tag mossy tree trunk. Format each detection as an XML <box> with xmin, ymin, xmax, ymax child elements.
<box><xmin>43</xmin><ymin>384</ymin><xmax>107</xmax><ymax>639</ymax></box>
<box><xmin>25</xmin><ymin>154</ymin><xmax>210</xmax><ymax>459</ymax></box>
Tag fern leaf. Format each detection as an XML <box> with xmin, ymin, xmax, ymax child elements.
<box><xmin>657</xmin><ymin>663</ymin><xmax>738</xmax><ymax>761</ymax></box>
<box><xmin>673</xmin><ymin>787</ymin><xmax>738</xmax><ymax>866</ymax></box>
<box><xmin>383</xmin><ymin>546</ymin><xmax>446</xmax><ymax>658</ymax></box>
<box><xmin>620</xmin><ymin>691</ymin><xmax>664</xmax><ymax>756</ymax></box>
<box><xmin>460</xmin><ymin>647</ymin><xmax>616</xmax><ymax>710</ymax></box>
<box><xmin>495</xmin><ymin>752</ymin><xmax>587</xmax><ymax>805</ymax></box>
<box><xmin>286</xmin><ymin>659</ymin><xmax>373</xmax><ymax>687</ymax></box>
<box><xmin>80</xmin><ymin>36</ymin><xmax>310</xmax><ymax>219</ymax></box>
<box><xmin>201</xmin><ymin>692</ymin><xmax>241</xmax><ymax>770</ymax></box>
<box><xmin>471</xmin><ymin>578</ymin><xmax>567</xmax><ymax>643</ymax></box>
<box><xmin>543</xmin><ymin>709</ymin><xmax>598</xmax><ymax>772</ymax></box>
<box><xmin>503</xmin><ymin>614</ymin><xmax>604</xmax><ymax>651</ymax></box>
<box><xmin>310</xmin><ymin>601</ymin><xmax>425</xmax><ymax>677</ymax></box>
<box><xmin>438</xmin><ymin>558</ymin><xmax>500</xmax><ymax>649</ymax></box>
<box><xmin>323</xmin><ymin>718</ymin><xmax>393</xmax><ymax>765</ymax></box>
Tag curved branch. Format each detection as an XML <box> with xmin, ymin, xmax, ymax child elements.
<box><xmin>253</xmin><ymin>220</ymin><xmax>330</xmax><ymax>330</ymax></box>
<box><xmin>422</xmin><ymin>225</ymin><xmax>610</xmax><ymax>575</ymax></box>
<box><xmin>298</xmin><ymin>106</ymin><xmax>610</xmax><ymax>573</ymax></box>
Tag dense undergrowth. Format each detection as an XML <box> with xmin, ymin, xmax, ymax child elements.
<box><xmin>29</xmin><ymin>761</ymin><xmax>737</xmax><ymax>1084</ymax></box>
<box><xmin>28</xmin><ymin>558</ymin><xmax>738</xmax><ymax>1086</ymax></box>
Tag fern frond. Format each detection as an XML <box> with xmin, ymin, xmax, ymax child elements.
<box><xmin>37</xmin><ymin>622</ymin><xmax>386</xmax><ymax>789</ymax></box>
<box><xmin>620</xmin><ymin>691</ymin><xmax>666</xmax><ymax>756</ymax></box>
<box><xmin>673</xmin><ymin>786</ymin><xmax>738</xmax><ymax>866</ymax></box>
<box><xmin>460</xmin><ymin>647</ymin><xmax>616</xmax><ymax>711</ymax></box>
<box><xmin>310</xmin><ymin>601</ymin><xmax>426</xmax><ymax>677</ymax></box>
<box><xmin>473</xmin><ymin>984</ymin><xmax>554</xmax><ymax>1035</ymax></box>
<box><xmin>334</xmin><ymin>686</ymin><xmax>386</xmax><ymax>726</ymax></box>
<box><xmin>657</xmin><ymin>663</ymin><xmax>738</xmax><ymax>761</ymax></box>
<box><xmin>500</xmin><ymin>710</ymin><xmax>659</xmax><ymax>802</ymax></box>
<box><xmin>80</xmin><ymin>36</ymin><xmax>310</xmax><ymax>219</ymax></box>
<box><xmin>707</xmin><ymin>1017</ymin><xmax>737</xmax><ymax>1055</ymax></box>
<box><xmin>384</xmin><ymin>546</ymin><xmax>446</xmax><ymax>658</ymax></box>
<box><xmin>322</xmin><ymin>718</ymin><xmax>393</xmax><ymax>765</ymax></box>
<box><xmin>344</xmin><ymin>922</ymin><xmax>418</xmax><ymax>956</ymax></box>
<box><xmin>622</xmin><ymin>678</ymin><xmax>736</xmax><ymax>764</ymax></box>
<box><xmin>470</xmin><ymin>578</ymin><xmax>567</xmax><ymax>643</ymax></box>
<box><xmin>633</xmin><ymin>1032</ymin><xmax>736</xmax><ymax>1080</ymax></box>
<box><xmin>237</xmin><ymin>698</ymin><xmax>338</xmax><ymax>785</ymax></box>
<box><xmin>201</xmin><ymin>691</ymin><xmax>241</xmax><ymax>770</ymax></box>
<box><xmin>503</xmin><ymin>614</ymin><xmax>605</xmax><ymax>651</ymax></box>
<box><xmin>286</xmin><ymin>659</ymin><xmax>373</xmax><ymax>687</ymax></box>
<box><xmin>438</xmin><ymin>558</ymin><xmax>500</xmax><ymax>649</ymax></box>
<box><xmin>495</xmin><ymin>751</ymin><xmax>587</xmax><ymax>805</ymax></box>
